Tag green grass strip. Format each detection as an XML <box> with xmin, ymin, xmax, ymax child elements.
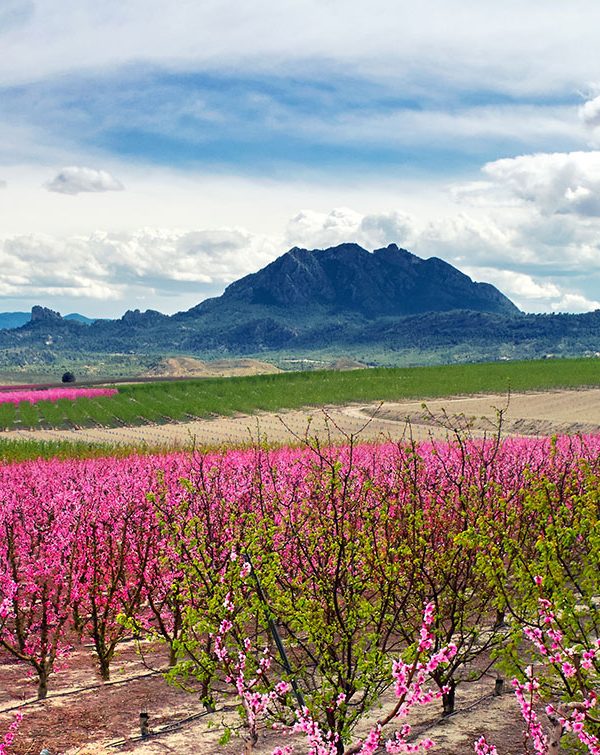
<box><xmin>0</xmin><ymin>438</ymin><xmax>146</xmax><ymax>463</ymax></box>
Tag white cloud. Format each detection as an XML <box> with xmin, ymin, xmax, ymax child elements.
<box><xmin>457</xmin><ymin>266</ymin><xmax>600</xmax><ymax>314</ymax></box>
<box><xmin>454</xmin><ymin>151</ymin><xmax>600</xmax><ymax>217</ymax></box>
<box><xmin>0</xmin><ymin>227</ymin><xmax>279</xmax><ymax>314</ymax></box>
<box><xmin>0</xmin><ymin>233</ymin><xmax>122</xmax><ymax>300</ymax></box>
<box><xmin>551</xmin><ymin>293</ymin><xmax>600</xmax><ymax>313</ymax></box>
<box><xmin>292</xmin><ymin>105</ymin><xmax>580</xmax><ymax>152</ymax></box>
<box><xmin>580</xmin><ymin>95</ymin><xmax>600</xmax><ymax>129</ymax></box>
<box><xmin>450</xmin><ymin>180</ymin><xmax>523</xmax><ymax>208</ymax></box>
<box><xmin>285</xmin><ymin>208</ymin><xmax>417</xmax><ymax>250</ymax></box>
<box><xmin>45</xmin><ymin>166</ymin><xmax>124</xmax><ymax>195</ymax></box>
<box><xmin>286</xmin><ymin>208</ymin><xmax>363</xmax><ymax>249</ymax></box>
<box><xmin>461</xmin><ymin>266</ymin><xmax>562</xmax><ymax>311</ymax></box>
<box><xmin>82</xmin><ymin>227</ymin><xmax>278</xmax><ymax>287</ymax></box>
<box><xmin>0</xmin><ymin>180</ymin><xmax>6</xmax><ymax>189</ymax></box>
<box><xmin>1</xmin><ymin>0</ymin><xmax>600</xmax><ymax>98</ymax></box>
<box><xmin>359</xmin><ymin>212</ymin><xmax>416</xmax><ymax>247</ymax></box>
<box><xmin>417</xmin><ymin>214</ymin><xmax>524</xmax><ymax>266</ymax></box>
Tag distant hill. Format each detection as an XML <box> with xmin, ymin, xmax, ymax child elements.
<box><xmin>2</xmin><ymin>243</ymin><xmax>600</xmax><ymax>365</ymax></box>
<box><xmin>0</xmin><ymin>309</ymin><xmax>96</xmax><ymax>330</ymax></box>
<box><xmin>64</xmin><ymin>313</ymin><xmax>97</xmax><ymax>325</ymax></box>
<box><xmin>0</xmin><ymin>312</ymin><xmax>30</xmax><ymax>330</ymax></box>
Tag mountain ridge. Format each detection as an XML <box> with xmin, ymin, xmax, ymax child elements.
<box><xmin>184</xmin><ymin>243</ymin><xmax>519</xmax><ymax>319</ymax></box>
<box><xmin>0</xmin><ymin>309</ymin><xmax>97</xmax><ymax>330</ymax></box>
<box><xmin>2</xmin><ymin>243</ymin><xmax>600</xmax><ymax>366</ymax></box>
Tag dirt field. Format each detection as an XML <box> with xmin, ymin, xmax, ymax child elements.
<box><xmin>0</xmin><ymin>636</ymin><xmax>527</xmax><ymax>755</ymax></box>
<box><xmin>5</xmin><ymin>387</ymin><xmax>600</xmax><ymax>449</ymax></box>
<box><xmin>143</xmin><ymin>357</ymin><xmax>281</xmax><ymax>379</ymax></box>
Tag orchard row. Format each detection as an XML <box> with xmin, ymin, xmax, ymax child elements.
<box><xmin>0</xmin><ymin>434</ymin><xmax>599</xmax><ymax>752</ymax></box>
<box><xmin>0</xmin><ymin>386</ymin><xmax>117</xmax><ymax>406</ymax></box>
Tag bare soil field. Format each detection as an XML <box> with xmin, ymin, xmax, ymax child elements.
<box><xmin>6</xmin><ymin>387</ymin><xmax>600</xmax><ymax>449</ymax></box>
<box><xmin>143</xmin><ymin>357</ymin><xmax>281</xmax><ymax>379</ymax></box>
<box><xmin>0</xmin><ymin>637</ymin><xmax>527</xmax><ymax>755</ymax></box>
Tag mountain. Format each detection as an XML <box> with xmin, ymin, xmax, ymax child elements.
<box><xmin>185</xmin><ymin>243</ymin><xmax>519</xmax><ymax>319</ymax></box>
<box><xmin>0</xmin><ymin>312</ymin><xmax>31</xmax><ymax>330</ymax></box>
<box><xmin>64</xmin><ymin>313</ymin><xmax>97</xmax><ymax>325</ymax></box>
<box><xmin>3</xmin><ymin>242</ymin><xmax>600</xmax><ymax>366</ymax></box>
<box><xmin>0</xmin><ymin>308</ymin><xmax>97</xmax><ymax>330</ymax></box>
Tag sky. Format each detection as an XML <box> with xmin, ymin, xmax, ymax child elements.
<box><xmin>2</xmin><ymin>1</ymin><xmax>600</xmax><ymax>318</ymax></box>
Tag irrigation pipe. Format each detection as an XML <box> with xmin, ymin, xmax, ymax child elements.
<box><xmin>105</xmin><ymin>703</ymin><xmax>240</xmax><ymax>748</ymax></box>
<box><xmin>0</xmin><ymin>669</ymin><xmax>164</xmax><ymax>715</ymax></box>
<box><xmin>104</xmin><ymin>692</ymin><xmax>501</xmax><ymax>751</ymax></box>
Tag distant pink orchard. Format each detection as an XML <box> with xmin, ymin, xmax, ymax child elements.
<box><xmin>0</xmin><ymin>387</ymin><xmax>118</xmax><ymax>405</ymax></box>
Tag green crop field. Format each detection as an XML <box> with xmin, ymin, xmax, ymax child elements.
<box><xmin>0</xmin><ymin>357</ymin><xmax>599</xmax><ymax>439</ymax></box>
<box><xmin>0</xmin><ymin>438</ymin><xmax>162</xmax><ymax>463</ymax></box>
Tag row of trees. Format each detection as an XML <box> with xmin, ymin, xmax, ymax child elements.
<box><xmin>0</xmin><ymin>432</ymin><xmax>599</xmax><ymax>751</ymax></box>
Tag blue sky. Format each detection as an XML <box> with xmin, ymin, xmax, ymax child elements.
<box><xmin>1</xmin><ymin>69</ymin><xmax>582</xmax><ymax>174</ymax></box>
<box><xmin>1</xmin><ymin>0</ymin><xmax>600</xmax><ymax>317</ymax></box>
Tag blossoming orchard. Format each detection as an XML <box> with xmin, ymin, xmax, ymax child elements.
<box><xmin>0</xmin><ymin>435</ymin><xmax>599</xmax><ymax>752</ymax></box>
<box><xmin>0</xmin><ymin>387</ymin><xmax>117</xmax><ymax>405</ymax></box>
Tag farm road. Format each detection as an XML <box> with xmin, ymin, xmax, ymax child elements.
<box><xmin>5</xmin><ymin>387</ymin><xmax>600</xmax><ymax>447</ymax></box>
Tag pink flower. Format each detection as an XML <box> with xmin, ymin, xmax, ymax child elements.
<box><xmin>275</xmin><ymin>681</ymin><xmax>291</xmax><ymax>696</ymax></box>
<box><xmin>561</xmin><ymin>661</ymin><xmax>577</xmax><ymax>677</ymax></box>
<box><xmin>473</xmin><ymin>736</ymin><xmax>499</xmax><ymax>755</ymax></box>
<box><xmin>240</xmin><ymin>561</ymin><xmax>252</xmax><ymax>579</ymax></box>
<box><xmin>219</xmin><ymin>618</ymin><xmax>233</xmax><ymax>634</ymax></box>
<box><xmin>223</xmin><ymin>592</ymin><xmax>235</xmax><ymax>612</ymax></box>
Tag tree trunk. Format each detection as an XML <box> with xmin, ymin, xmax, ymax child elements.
<box><xmin>98</xmin><ymin>654</ymin><xmax>111</xmax><ymax>681</ymax></box>
<box><xmin>442</xmin><ymin>680</ymin><xmax>456</xmax><ymax>716</ymax></box>
<box><xmin>547</xmin><ymin>714</ymin><xmax>562</xmax><ymax>754</ymax></box>
<box><xmin>72</xmin><ymin>604</ymin><xmax>85</xmax><ymax>635</ymax></box>
<box><xmin>37</xmin><ymin>667</ymin><xmax>49</xmax><ymax>700</ymax></box>
<box><xmin>201</xmin><ymin>676</ymin><xmax>216</xmax><ymax>713</ymax></box>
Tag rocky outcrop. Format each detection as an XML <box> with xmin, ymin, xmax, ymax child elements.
<box><xmin>31</xmin><ymin>306</ymin><xmax>63</xmax><ymax>322</ymax></box>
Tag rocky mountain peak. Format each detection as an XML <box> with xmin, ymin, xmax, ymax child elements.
<box><xmin>209</xmin><ymin>243</ymin><xmax>520</xmax><ymax>318</ymax></box>
<box><xmin>31</xmin><ymin>306</ymin><xmax>63</xmax><ymax>322</ymax></box>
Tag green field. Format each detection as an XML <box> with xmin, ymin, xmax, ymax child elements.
<box><xmin>0</xmin><ymin>438</ymin><xmax>170</xmax><ymax>463</ymax></box>
<box><xmin>0</xmin><ymin>357</ymin><xmax>599</xmax><ymax>439</ymax></box>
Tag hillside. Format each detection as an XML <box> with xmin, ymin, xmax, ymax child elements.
<box><xmin>143</xmin><ymin>356</ymin><xmax>281</xmax><ymax>378</ymax></box>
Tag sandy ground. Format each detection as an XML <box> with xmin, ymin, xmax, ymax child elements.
<box><xmin>4</xmin><ymin>387</ymin><xmax>600</xmax><ymax>449</ymax></box>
